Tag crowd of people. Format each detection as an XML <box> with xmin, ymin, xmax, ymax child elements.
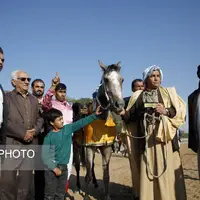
<box><xmin>0</xmin><ymin>46</ymin><xmax>199</xmax><ymax>200</ymax></box>
<box><xmin>0</xmin><ymin>47</ymin><xmax>99</xmax><ymax>200</ymax></box>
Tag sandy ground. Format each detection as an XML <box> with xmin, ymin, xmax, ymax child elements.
<box><xmin>66</xmin><ymin>143</ymin><xmax>199</xmax><ymax>200</ymax></box>
<box><xmin>180</xmin><ymin>144</ymin><xmax>200</xmax><ymax>200</ymax></box>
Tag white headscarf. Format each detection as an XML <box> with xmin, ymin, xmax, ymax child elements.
<box><xmin>143</xmin><ymin>65</ymin><xmax>163</xmax><ymax>82</ymax></box>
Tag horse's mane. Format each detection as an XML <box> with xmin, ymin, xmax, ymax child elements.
<box><xmin>72</xmin><ymin>102</ymin><xmax>85</xmax><ymax>121</ymax></box>
<box><xmin>105</xmin><ymin>64</ymin><xmax>120</xmax><ymax>73</ymax></box>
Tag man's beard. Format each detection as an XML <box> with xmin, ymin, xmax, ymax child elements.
<box><xmin>33</xmin><ymin>91</ymin><xmax>44</xmax><ymax>98</ymax></box>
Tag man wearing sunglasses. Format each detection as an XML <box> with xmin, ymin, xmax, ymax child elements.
<box><xmin>0</xmin><ymin>70</ymin><xmax>43</xmax><ymax>200</ymax></box>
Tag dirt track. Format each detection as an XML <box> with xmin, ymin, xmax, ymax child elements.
<box><xmin>67</xmin><ymin>143</ymin><xmax>199</xmax><ymax>200</ymax></box>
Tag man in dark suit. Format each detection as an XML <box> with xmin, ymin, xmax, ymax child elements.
<box><xmin>31</xmin><ymin>78</ymin><xmax>46</xmax><ymax>200</ymax></box>
<box><xmin>31</xmin><ymin>78</ymin><xmax>45</xmax><ymax>142</ymax></box>
<box><xmin>188</xmin><ymin>65</ymin><xmax>200</xmax><ymax>177</ymax></box>
<box><xmin>0</xmin><ymin>47</ymin><xmax>8</xmax><ymax>146</ymax></box>
<box><xmin>188</xmin><ymin>65</ymin><xmax>200</xmax><ymax>152</ymax></box>
<box><xmin>0</xmin><ymin>70</ymin><xmax>43</xmax><ymax>200</ymax></box>
<box><xmin>124</xmin><ymin>78</ymin><xmax>144</xmax><ymax>109</ymax></box>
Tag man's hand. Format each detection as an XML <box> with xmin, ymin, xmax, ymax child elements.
<box><xmin>24</xmin><ymin>129</ymin><xmax>35</xmax><ymax>142</ymax></box>
<box><xmin>51</xmin><ymin>72</ymin><xmax>60</xmax><ymax>89</ymax></box>
<box><xmin>53</xmin><ymin>167</ymin><xmax>62</xmax><ymax>176</ymax></box>
<box><xmin>95</xmin><ymin>105</ymin><xmax>103</xmax><ymax>115</ymax></box>
<box><xmin>119</xmin><ymin>108</ymin><xmax>126</xmax><ymax>116</ymax></box>
<box><xmin>155</xmin><ymin>103</ymin><xmax>168</xmax><ymax>115</ymax></box>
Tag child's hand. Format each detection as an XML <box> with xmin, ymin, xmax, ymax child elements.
<box><xmin>53</xmin><ymin>167</ymin><xmax>62</xmax><ymax>176</ymax></box>
<box><xmin>95</xmin><ymin>105</ymin><xmax>103</xmax><ymax>115</ymax></box>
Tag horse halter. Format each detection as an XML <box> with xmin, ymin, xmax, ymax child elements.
<box><xmin>95</xmin><ymin>82</ymin><xmax>110</xmax><ymax>110</ymax></box>
<box><xmin>95</xmin><ymin>77</ymin><xmax>119</xmax><ymax>111</ymax></box>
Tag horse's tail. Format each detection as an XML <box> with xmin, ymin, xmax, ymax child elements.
<box><xmin>80</xmin><ymin>127</ymin><xmax>87</xmax><ymax>168</ymax></box>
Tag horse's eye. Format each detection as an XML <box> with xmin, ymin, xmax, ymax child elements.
<box><xmin>121</xmin><ymin>78</ymin><xmax>124</xmax><ymax>83</ymax></box>
<box><xmin>104</xmin><ymin>78</ymin><xmax>109</xmax><ymax>83</ymax></box>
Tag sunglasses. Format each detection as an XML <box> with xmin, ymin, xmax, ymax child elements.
<box><xmin>0</xmin><ymin>58</ymin><xmax>4</xmax><ymax>63</ymax></box>
<box><xmin>17</xmin><ymin>77</ymin><xmax>31</xmax><ymax>82</ymax></box>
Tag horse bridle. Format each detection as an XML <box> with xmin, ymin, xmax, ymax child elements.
<box><xmin>95</xmin><ymin>77</ymin><xmax>119</xmax><ymax>111</ymax></box>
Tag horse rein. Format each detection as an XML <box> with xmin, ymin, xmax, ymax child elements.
<box><xmin>143</xmin><ymin>113</ymin><xmax>168</xmax><ymax>178</ymax></box>
<box><xmin>121</xmin><ymin>112</ymin><xmax>168</xmax><ymax>178</ymax></box>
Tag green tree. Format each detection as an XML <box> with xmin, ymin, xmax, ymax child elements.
<box><xmin>67</xmin><ymin>97</ymin><xmax>92</xmax><ymax>104</ymax></box>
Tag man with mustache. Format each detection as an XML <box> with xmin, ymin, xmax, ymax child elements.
<box><xmin>121</xmin><ymin>65</ymin><xmax>186</xmax><ymax>200</ymax></box>
<box><xmin>32</xmin><ymin>79</ymin><xmax>45</xmax><ymax>105</ymax></box>
<box><xmin>31</xmin><ymin>79</ymin><xmax>46</xmax><ymax>200</ymax></box>
<box><xmin>0</xmin><ymin>70</ymin><xmax>43</xmax><ymax>200</ymax></box>
<box><xmin>42</xmin><ymin>73</ymin><xmax>74</xmax><ymax>195</ymax></box>
<box><xmin>124</xmin><ymin>79</ymin><xmax>144</xmax><ymax>109</ymax></box>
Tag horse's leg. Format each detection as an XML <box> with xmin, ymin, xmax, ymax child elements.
<box><xmin>111</xmin><ymin>143</ymin><xmax>115</xmax><ymax>153</ymax></box>
<box><xmin>84</xmin><ymin>146</ymin><xmax>96</xmax><ymax>199</ymax></box>
<box><xmin>91</xmin><ymin>160</ymin><xmax>98</xmax><ymax>188</ymax></box>
<box><xmin>85</xmin><ymin>146</ymin><xmax>95</xmax><ymax>185</ymax></box>
<box><xmin>99</xmin><ymin>145</ymin><xmax>112</xmax><ymax>200</ymax></box>
<box><xmin>73</xmin><ymin>143</ymin><xmax>81</xmax><ymax>192</ymax></box>
<box><xmin>118</xmin><ymin>141</ymin><xmax>121</xmax><ymax>153</ymax></box>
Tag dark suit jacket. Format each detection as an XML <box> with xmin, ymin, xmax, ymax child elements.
<box><xmin>188</xmin><ymin>86</ymin><xmax>200</xmax><ymax>153</ymax></box>
<box><xmin>0</xmin><ymin>84</ymin><xmax>8</xmax><ymax>145</ymax></box>
<box><xmin>2</xmin><ymin>90</ymin><xmax>44</xmax><ymax>169</ymax></box>
<box><xmin>124</xmin><ymin>96</ymin><xmax>130</xmax><ymax>109</ymax></box>
<box><xmin>5</xmin><ymin>90</ymin><xmax>43</xmax><ymax>143</ymax></box>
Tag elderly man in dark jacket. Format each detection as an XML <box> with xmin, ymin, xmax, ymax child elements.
<box><xmin>0</xmin><ymin>70</ymin><xmax>43</xmax><ymax>200</ymax></box>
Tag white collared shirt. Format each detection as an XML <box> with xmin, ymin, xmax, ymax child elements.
<box><xmin>0</xmin><ymin>89</ymin><xmax>3</xmax><ymax>128</ymax></box>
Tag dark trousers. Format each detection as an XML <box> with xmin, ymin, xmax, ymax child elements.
<box><xmin>35</xmin><ymin>170</ymin><xmax>45</xmax><ymax>200</ymax></box>
<box><xmin>44</xmin><ymin>170</ymin><xmax>68</xmax><ymax>200</ymax></box>
<box><xmin>0</xmin><ymin>170</ymin><xmax>33</xmax><ymax>200</ymax></box>
<box><xmin>30</xmin><ymin>170</ymin><xmax>45</xmax><ymax>200</ymax></box>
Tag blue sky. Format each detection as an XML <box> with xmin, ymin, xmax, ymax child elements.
<box><xmin>1</xmin><ymin>0</ymin><xmax>200</xmax><ymax>131</ymax></box>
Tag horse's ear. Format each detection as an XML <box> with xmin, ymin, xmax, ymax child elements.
<box><xmin>116</xmin><ymin>61</ymin><xmax>121</xmax><ymax>70</ymax></box>
<box><xmin>116</xmin><ymin>61</ymin><xmax>121</xmax><ymax>66</ymax></box>
<box><xmin>98</xmin><ymin>60</ymin><xmax>106</xmax><ymax>71</ymax></box>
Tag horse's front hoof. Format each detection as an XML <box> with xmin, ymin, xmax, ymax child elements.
<box><xmin>74</xmin><ymin>184</ymin><xmax>81</xmax><ymax>194</ymax></box>
<box><xmin>74</xmin><ymin>188</ymin><xmax>80</xmax><ymax>194</ymax></box>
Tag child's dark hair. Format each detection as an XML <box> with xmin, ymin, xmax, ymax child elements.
<box><xmin>55</xmin><ymin>83</ymin><xmax>67</xmax><ymax>91</ymax></box>
<box><xmin>43</xmin><ymin>108</ymin><xmax>63</xmax><ymax>126</ymax></box>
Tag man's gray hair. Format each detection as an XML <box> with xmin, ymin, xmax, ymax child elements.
<box><xmin>11</xmin><ymin>70</ymin><xmax>22</xmax><ymax>88</ymax></box>
<box><xmin>11</xmin><ymin>70</ymin><xmax>21</xmax><ymax>80</ymax></box>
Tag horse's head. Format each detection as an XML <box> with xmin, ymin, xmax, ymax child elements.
<box><xmin>72</xmin><ymin>102</ymin><xmax>87</xmax><ymax>121</ymax></box>
<box><xmin>72</xmin><ymin>102</ymin><xmax>93</xmax><ymax>121</ymax></box>
<box><xmin>98</xmin><ymin>60</ymin><xmax>125</xmax><ymax>114</ymax></box>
